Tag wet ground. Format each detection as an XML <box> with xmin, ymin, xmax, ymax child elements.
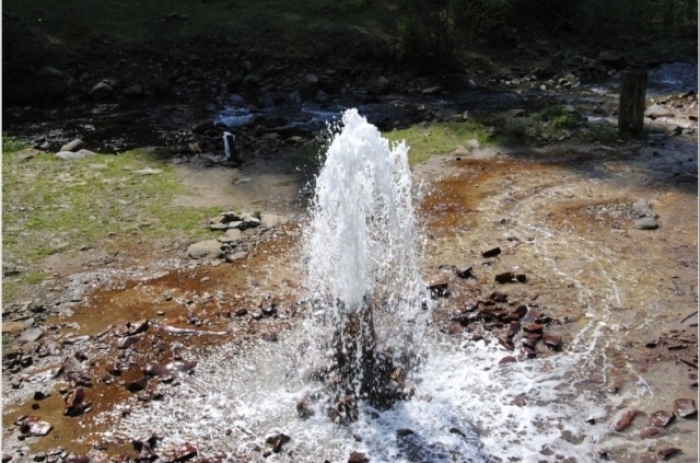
<box><xmin>2</xmin><ymin>63</ymin><xmax>698</xmax><ymax>463</ymax></box>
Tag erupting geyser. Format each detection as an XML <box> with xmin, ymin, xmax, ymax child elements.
<box><xmin>302</xmin><ymin>109</ymin><xmax>429</xmax><ymax>423</ymax></box>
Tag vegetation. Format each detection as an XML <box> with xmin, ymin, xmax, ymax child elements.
<box><xmin>2</xmin><ymin>146</ymin><xmax>221</xmax><ymax>300</ymax></box>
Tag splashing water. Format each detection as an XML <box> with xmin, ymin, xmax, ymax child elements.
<box><xmin>301</xmin><ymin>108</ymin><xmax>429</xmax><ymax>421</ymax></box>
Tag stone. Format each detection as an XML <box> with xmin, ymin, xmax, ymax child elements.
<box><xmin>36</xmin><ymin>65</ymin><xmax>65</xmax><ymax>79</ymax></box>
<box><xmin>597</xmin><ymin>51</ymin><xmax>627</xmax><ymax>69</ymax></box>
<box><xmin>657</xmin><ymin>448</ymin><xmax>681</xmax><ymax>460</ymax></box>
<box><xmin>371</xmin><ymin>76</ymin><xmax>390</xmax><ymax>94</ymax></box>
<box><xmin>122</xmin><ymin>84</ymin><xmax>143</xmax><ymax>97</ymax></box>
<box><xmin>192</xmin><ymin>119</ymin><xmax>215</xmax><ymax>134</ymax></box>
<box><xmin>482</xmin><ymin>247</ymin><xmax>501</xmax><ymax>258</ymax></box>
<box><xmin>613</xmin><ymin>409</ymin><xmax>638</xmax><ymax>432</ymax></box>
<box><xmin>299</xmin><ymin>74</ymin><xmax>319</xmax><ymax>99</ymax></box>
<box><xmin>650</xmin><ymin>410</ymin><xmax>675</xmax><ymax>427</ymax></box>
<box><xmin>645</xmin><ymin>104</ymin><xmax>674</xmax><ymax>119</ymax></box>
<box><xmin>632</xmin><ymin>199</ymin><xmax>657</xmax><ymax>219</ymax></box>
<box><xmin>59</xmin><ymin>139</ymin><xmax>85</xmax><ymax>152</ymax></box>
<box><xmin>243</xmin><ymin>216</ymin><xmax>261</xmax><ymax>228</ymax></box>
<box><xmin>495</xmin><ymin>272</ymin><xmax>515</xmax><ymax>284</ymax></box>
<box><xmin>19</xmin><ymin>328</ymin><xmax>44</xmax><ymax>343</ymax></box>
<box><xmin>638</xmin><ymin>427</ymin><xmax>663</xmax><ymax>439</ymax></box>
<box><xmin>260</xmin><ymin>213</ymin><xmax>284</xmax><ymax>228</ymax></box>
<box><xmin>422</xmin><ymin>85</ymin><xmax>441</xmax><ymax>95</ymax></box>
<box><xmin>217</xmin><ymin>228</ymin><xmax>242</xmax><ymax>243</ymax></box>
<box><xmin>265</xmin><ymin>433</ymin><xmax>290</xmax><ymax>453</ymax></box>
<box><xmin>465</xmin><ymin>139</ymin><xmax>481</xmax><ymax>151</ymax></box>
<box><xmin>16</xmin><ymin>416</ymin><xmax>52</xmax><ymax>436</ymax></box>
<box><xmin>673</xmin><ymin>398</ymin><xmax>697</xmax><ymax>417</ymax></box>
<box><xmin>542</xmin><ymin>334</ymin><xmax>561</xmax><ymax>349</ymax></box>
<box><xmin>455</xmin><ymin>266</ymin><xmax>473</xmax><ymax>279</ymax></box>
<box><xmin>186</xmin><ymin>240</ymin><xmax>223</xmax><ymax>259</ymax></box>
<box><xmin>226</xmin><ymin>251</ymin><xmax>248</xmax><ymax>263</ymax></box>
<box><xmin>89</xmin><ymin>80</ymin><xmax>115</xmax><ymax>100</ymax></box>
<box><xmin>498</xmin><ymin>356</ymin><xmax>517</xmax><ymax>365</ymax></box>
<box><xmin>55</xmin><ymin>149</ymin><xmax>98</xmax><ymax>160</ymax></box>
<box><xmin>634</xmin><ymin>217</ymin><xmax>658</xmax><ymax>230</ymax></box>
<box><xmin>2</xmin><ymin>321</ymin><xmax>27</xmax><ymax>335</ymax></box>
<box><xmin>348</xmin><ymin>452</ymin><xmax>370</xmax><ymax>463</ymax></box>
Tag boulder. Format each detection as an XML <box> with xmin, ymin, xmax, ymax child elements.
<box><xmin>89</xmin><ymin>80</ymin><xmax>115</xmax><ymax>100</ymax></box>
<box><xmin>644</xmin><ymin>104</ymin><xmax>674</xmax><ymax>119</ymax></box>
<box><xmin>370</xmin><ymin>76</ymin><xmax>390</xmax><ymax>95</ymax></box>
<box><xmin>634</xmin><ymin>217</ymin><xmax>658</xmax><ymax>230</ymax></box>
<box><xmin>59</xmin><ymin>139</ymin><xmax>85</xmax><ymax>152</ymax></box>
<box><xmin>187</xmin><ymin>240</ymin><xmax>223</xmax><ymax>259</ymax></box>
<box><xmin>298</xmin><ymin>73</ymin><xmax>319</xmax><ymax>100</ymax></box>
<box><xmin>55</xmin><ymin>149</ymin><xmax>98</xmax><ymax>160</ymax></box>
<box><xmin>597</xmin><ymin>51</ymin><xmax>627</xmax><ymax>69</ymax></box>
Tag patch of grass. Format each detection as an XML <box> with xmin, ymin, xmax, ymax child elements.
<box><xmin>2</xmin><ymin>148</ymin><xmax>221</xmax><ymax>301</ymax></box>
<box><xmin>384</xmin><ymin>120</ymin><xmax>492</xmax><ymax>166</ymax></box>
<box><xmin>2</xmin><ymin>136</ymin><xmax>29</xmax><ymax>153</ymax></box>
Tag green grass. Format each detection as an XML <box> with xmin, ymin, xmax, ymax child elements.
<box><xmin>2</xmin><ymin>136</ymin><xmax>29</xmax><ymax>153</ymax></box>
<box><xmin>384</xmin><ymin>120</ymin><xmax>492</xmax><ymax>166</ymax></box>
<box><xmin>2</xmin><ymin>148</ymin><xmax>221</xmax><ymax>301</ymax></box>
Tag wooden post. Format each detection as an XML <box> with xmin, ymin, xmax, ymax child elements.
<box><xmin>618</xmin><ymin>70</ymin><xmax>648</xmax><ymax>135</ymax></box>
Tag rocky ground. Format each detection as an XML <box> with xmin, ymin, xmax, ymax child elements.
<box><xmin>2</xmin><ymin>41</ymin><xmax>698</xmax><ymax>463</ymax></box>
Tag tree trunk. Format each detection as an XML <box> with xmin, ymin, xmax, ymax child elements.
<box><xmin>618</xmin><ymin>70</ymin><xmax>648</xmax><ymax>135</ymax></box>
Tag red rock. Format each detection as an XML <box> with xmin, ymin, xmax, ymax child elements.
<box><xmin>522</xmin><ymin>323</ymin><xmax>544</xmax><ymax>334</ymax></box>
<box><xmin>613</xmin><ymin>409</ymin><xmax>638</xmax><ymax>432</ymax></box>
<box><xmin>523</xmin><ymin>346</ymin><xmax>536</xmax><ymax>358</ymax></box>
<box><xmin>498</xmin><ymin>356</ymin><xmax>517</xmax><ymax>366</ymax></box>
<box><xmin>522</xmin><ymin>334</ymin><xmax>541</xmax><ymax>348</ymax></box>
<box><xmin>64</xmin><ymin>388</ymin><xmax>91</xmax><ymax>417</ymax></box>
<box><xmin>673</xmin><ymin>398</ymin><xmax>697</xmax><ymax>417</ymax></box>
<box><xmin>650</xmin><ymin>410</ymin><xmax>675</xmax><ymax>427</ymax></box>
<box><xmin>543</xmin><ymin>334</ymin><xmax>562</xmax><ymax>349</ymax></box>
<box><xmin>265</xmin><ymin>433</ymin><xmax>290</xmax><ymax>453</ymax></box>
<box><xmin>638</xmin><ymin>427</ymin><xmax>664</xmax><ymax>438</ymax></box>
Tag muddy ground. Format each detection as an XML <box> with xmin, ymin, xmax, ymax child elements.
<box><xmin>3</xmin><ymin>116</ymin><xmax>697</xmax><ymax>462</ymax></box>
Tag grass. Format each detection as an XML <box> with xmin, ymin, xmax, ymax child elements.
<box><xmin>2</xmin><ymin>146</ymin><xmax>221</xmax><ymax>302</ymax></box>
<box><xmin>384</xmin><ymin>120</ymin><xmax>492</xmax><ymax>166</ymax></box>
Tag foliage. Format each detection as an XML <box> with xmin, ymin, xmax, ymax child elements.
<box><xmin>2</xmin><ymin>136</ymin><xmax>29</xmax><ymax>153</ymax></box>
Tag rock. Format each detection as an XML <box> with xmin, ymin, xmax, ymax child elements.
<box><xmin>260</xmin><ymin>213</ymin><xmax>284</xmax><ymax>228</ymax></box>
<box><xmin>427</xmin><ymin>275</ymin><xmax>449</xmax><ymax>297</ymax></box>
<box><xmin>64</xmin><ymin>388</ymin><xmax>90</xmax><ymax>417</ymax></box>
<box><xmin>187</xmin><ymin>240</ymin><xmax>223</xmax><ymax>259</ymax></box>
<box><xmin>126</xmin><ymin>377</ymin><xmax>149</xmax><ymax>393</ymax></box>
<box><xmin>298</xmin><ymin>74</ymin><xmax>319</xmax><ymax>100</ymax></box>
<box><xmin>36</xmin><ymin>65</ymin><xmax>65</xmax><ymax>79</ymax></box>
<box><xmin>499</xmin><ymin>356</ymin><xmax>517</xmax><ymax>365</ymax></box>
<box><xmin>19</xmin><ymin>328</ymin><xmax>44</xmax><ymax>343</ymax></box>
<box><xmin>650</xmin><ymin>410</ymin><xmax>675</xmax><ymax>427</ymax></box>
<box><xmin>455</xmin><ymin>266</ymin><xmax>473</xmax><ymax>279</ymax></box>
<box><xmin>242</xmin><ymin>216</ymin><xmax>261</xmax><ymax>228</ymax></box>
<box><xmin>645</xmin><ymin>104</ymin><xmax>674</xmax><ymax>119</ymax></box>
<box><xmin>370</xmin><ymin>76</ymin><xmax>390</xmax><ymax>94</ymax></box>
<box><xmin>217</xmin><ymin>228</ymin><xmax>242</xmax><ymax>243</ymax></box>
<box><xmin>634</xmin><ymin>217</ymin><xmax>658</xmax><ymax>230</ymax></box>
<box><xmin>632</xmin><ymin>199</ymin><xmax>657</xmax><ymax>219</ymax></box>
<box><xmin>160</xmin><ymin>443</ymin><xmax>197</xmax><ymax>463</ymax></box>
<box><xmin>613</xmin><ymin>409</ymin><xmax>638</xmax><ymax>432</ymax></box>
<box><xmin>597</xmin><ymin>51</ymin><xmax>627</xmax><ymax>69</ymax></box>
<box><xmin>422</xmin><ymin>85</ymin><xmax>441</xmax><ymax>95</ymax></box>
<box><xmin>55</xmin><ymin>149</ymin><xmax>98</xmax><ymax>160</ymax></box>
<box><xmin>451</xmin><ymin>145</ymin><xmax>470</xmax><ymax>156</ymax></box>
<box><xmin>89</xmin><ymin>80</ymin><xmax>115</xmax><ymax>100</ymax></box>
<box><xmin>16</xmin><ymin>416</ymin><xmax>52</xmax><ymax>436</ymax></box>
<box><xmin>192</xmin><ymin>119</ymin><xmax>215</xmax><ymax>134</ymax></box>
<box><xmin>2</xmin><ymin>321</ymin><xmax>27</xmax><ymax>335</ymax></box>
<box><xmin>673</xmin><ymin>398</ymin><xmax>697</xmax><ymax>417</ymax></box>
<box><xmin>507</xmin><ymin>109</ymin><xmax>526</xmax><ymax>118</ymax></box>
<box><xmin>226</xmin><ymin>251</ymin><xmax>248</xmax><ymax>263</ymax></box>
<box><xmin>638</xmin><ymin>427</ymin><xmax>663</xmax><ymax>438</ymax></box>
<box><xmin>542</xmin><ymin>333</ymin><xmax>561</xmax><ymax>349</ymax></box>
<box><xmin>657</xmin><ymin>448</ymin><xmax>681</xmax><ymax>460</ymax></box>
<box><xmin>482</xmin><ymin>247</ymin><xmax>501</xmax><ymax>258</ymax></box>
<box><xmin>495</xmin><ymin>272</ymin><xmax>515</xmax><ymax>284</ymax></box>
<box><xmin>348</xmin><ymin>452</ymin><xmax>370</xmax><ymax>463</ymax></box>
<box><xmin>465</xmin><ymin>139</ymin><xmax>481</xmax><ymax>151</ymax></box>
<box><xmin>122</xmin><ymin>84</ymin><xmax>143</xmax><ymax>97</ymax></box>
<box><xmin>265</xmin><ymin>433</ymin><xmax>290</xmax><ymax>453</ymax></box>
<box><xmin>59</xmin><ymin>139</ymin><xmax>85</xmax><ymax>152</ymax></box>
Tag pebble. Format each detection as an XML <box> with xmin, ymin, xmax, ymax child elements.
<box><xmin>613</xmin><ymin>409</ymin><xmax>638</xmax><ymax>432</ymax></box>
<box><xmin>650</xmin><ymin>410</ymin><xmax>675</xmax><ymax>427</ymax></box>
<box><xmin>634</xmin><ymin>217</ymin><xmax>659</xmax><ymax>230</ymax></box>
<box><xmin>19</xmin><ymin>328</ymin><xmax>44</xmax><ymax>343</ymax></box>
<box><xmin>657</xmin><ymin>448</ymin><xmax>681</xmax><ymax>460</ymax></box>
<box><xmin>482</xmin><ymin>247</ymin><xmax>501</xmax><ymax>258</ymax></box>
<box><xmin>673</xmin><ymin>397</ymin><xmax>697</xmax><ymax>417</ymax></box>
<box><xmin>495</xmin><ymin>272</ymin><xmax>515</xmax><ymax>283</ymax></box>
